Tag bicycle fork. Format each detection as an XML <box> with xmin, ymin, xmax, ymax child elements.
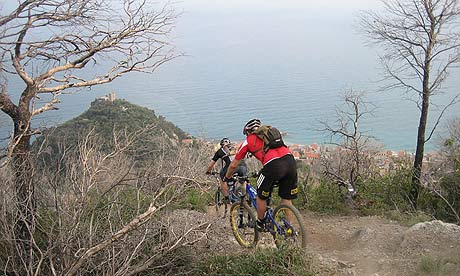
<box><xmin>237</xmin><ymin>196</ymin><xmax>253</xmax><ymax>228</ymax></box>
<box><xmin>238</xmin><ymin>204</ymin><xmax>244</xmax><ymax>228</ymax></box>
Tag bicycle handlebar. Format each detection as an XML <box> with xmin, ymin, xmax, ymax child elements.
<box><xmin>207</xmin><ymin>171</ymin><xmax>260</xmax><ymax>182</ymax></box>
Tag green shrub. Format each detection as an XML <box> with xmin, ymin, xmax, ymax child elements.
<box><xmin>417</xmin><ymin>188</ymin><xmax>451</xmax><ymax>222</ymax></box>
<box><xmin>357</xmin><ymin>166</ymin><xmax>460</xmax><ymax>224</ymax></box>
<box><xmin>195</xmin><ymin>247</ymin><xmax>315</xmax><ymax>276</ymax></box>
<box><xmin>295</xmin><ymin>178</ymin><xmax>310</xmax><ymax>210</ymax></box>
<box><xmin>430</xmin><ymin>171</ymin><xmax>460</xmax><ymax>223</ymax></box>
<box><xmin>295</xmin><ymin>163</ymin><xmax>311</xmax><ymax>209</ymax></box>
<box><xmin>356</xmin><ymin>168</ymin><xmax>413</xmax><ymax>216</ymax></box>
<box><xmin>174</xmin><ymin>188</ymin><xmax>209</xmax><ymax>212</ymax></box>
<box><xmin>84</xmin><ymin>186</ymin><xmax>151</xmax><ymax>226</ymax></box>
<box><xmin>306</xmin><ymin>179</ymin><xmax>350</xmax><ymax>215</ymax></box>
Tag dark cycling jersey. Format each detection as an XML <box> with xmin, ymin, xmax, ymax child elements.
<box><xmin>212</xmin><ymin>147</ymin><xmax>231</xmax><ymax>170</ymax></box>
<box><xmin>235</xmin><ymin>134</ymin><xmax>291</xmax><ymax>165</ymax></box>
<box><xmin>212</xmin><ymin>147</ymin><xmax>248</xmax><ymax>181</ymax></box>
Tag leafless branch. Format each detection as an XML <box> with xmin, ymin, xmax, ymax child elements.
<box><xmin>425</xmin><ymin>93</ymin><xmax>460</xmax><ymax>142</ymax></box>
<box><xmin>318</xmin><ymin>90</ymin><xmax>378</xmax><ymax>192</ymax></box>
<box><xmin>65</xmin><ymin>203</ymin><xmax>159</xmax><ymax>276</ymax></box>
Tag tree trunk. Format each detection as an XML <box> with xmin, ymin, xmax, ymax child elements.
<box><xmin>411</xmin><ymin>84</ymin><xmax>430</xmax><ymax>210</ymax></box>
<box><xmin>12</xmin><ymin>108</ymin><xmax>35</xmax><ymax>272</ymax></box>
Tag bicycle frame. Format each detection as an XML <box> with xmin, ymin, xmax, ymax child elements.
<box><xmin>213</xmin><ymin>172</ymin><xmax>249</xmax><ymax>219</ymax></box>
<box><xmin>230</xmin><ymin>176</ymin><xmax>306</xmax><ymax>249</ymax></box>
<box><xmin>243</xmin><ymin>183</ymin><xmax>288</xmax><ymax>237</ymax></box>
<box><xmin>212</xmin><ymin>172</ymin><xmax>245</xmax><ymax>203</ymax></box>
<box><xmin>227</xmin><ymin>183</ymin><xmax>239</xmax><ymax>203</ymax></box>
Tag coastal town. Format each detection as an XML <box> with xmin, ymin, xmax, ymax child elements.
<box><xmin>181</xmin><ymin>137</ymin><xmax>444</xmax><ymax>174</ymax></box>
<box><xmin>285</xmin><ymin>143</ymin><xmax>443</xmax><ymax>173</ymax></box>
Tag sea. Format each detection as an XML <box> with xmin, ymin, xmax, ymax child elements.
<box><xmin>1</xmin><ymin>0</ymin><xmax>459</xmax><ymax>152</ymax></box>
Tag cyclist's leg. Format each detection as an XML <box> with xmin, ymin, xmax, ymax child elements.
<box><xmin>255</xmin><ymin>163</ymin><xmax>278</xmax><ymax>220</ymax></box>
<box><xmin>256</xmin><ymin>197</ymin><xmax>267</xmax><ymax>220</ymax></box>
<box><xmin>236</xmin><ymin>165</ymin><xmax>248</xmax><ymax>196</ymax></box>
<box><xmin>219</xmin><ymin>168</ymin><xmax>229</xmax><ymax>197</ymax></box>
<box><xmin>277</xmin><ymin>154</ymin><xmax>299</xmax><ymax>221</ymax></box>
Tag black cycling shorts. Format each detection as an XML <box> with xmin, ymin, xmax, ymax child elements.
<box><xmin>256</xmin><ymin>154</ymin><xmax>298</xmax><ymax>200</ymax></box>
<box><xmin>219</xmin><ymin>166</ymin><xmax>229</xmax><ymax>180</ymax></box>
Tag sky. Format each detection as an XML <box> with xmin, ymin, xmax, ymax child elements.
<box><xmin>176</xmin><ymin>0</ymin><xmax>383</xmax><ymax>11</ymax></box>
<box><xmin>0</xmin><ymin>0</ymin><xmax>384</xmax><ymax>14</ymax></box>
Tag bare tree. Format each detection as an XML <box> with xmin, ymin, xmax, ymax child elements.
<box><xmin>1</xmin><ymin>126</ymin><xmax>213</xmax><ymax>275</ymax></box>
<box><xmin>359</xmin><ymin>0</ymin><xmax>460</xmax><ymax>209</ymax></box>
<box><xmin>320</xmin><ymin>90</ymin><xmax>375</xmax><ymax>188</ymax></box>
<box><xmin>319</xmin><ymin>90</ymin><xmax>380</xmax><ymax>206</ymax></box>
<box><xmin>0</xmin><ymin>0</ymin><xmax>178</xmax><ymax>265</ymax></box>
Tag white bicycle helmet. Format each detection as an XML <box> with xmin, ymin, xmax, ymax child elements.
<box><xmin>243</xmin><ymin>118</ymin><xmax>261</xmax><ymax>135</ymax></box>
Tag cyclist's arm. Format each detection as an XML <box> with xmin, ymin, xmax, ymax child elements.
<box><xmin>224</xmin><ymin>158</ymin><xmax>242</xmax><ymax>180</ymax></box>
<box><xmin>206</xmin><ymin>149</ymin><xmax>224</xmax><ymax>174</ymax></box>
<box><xmin>224</xmin><ymin>139</ymin><xmax>249</xmax><ymax>179</ymax></box>
<box><xmin>206</xmin><ymin>159</ymin><xmax>216</xmax><ymax>174</ymax></box>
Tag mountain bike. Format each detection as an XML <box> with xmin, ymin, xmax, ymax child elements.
<box><xmin>229</xmin><ymin>177</ymin><xmax>307</xmax><ymax>249</ymax></box>
<box><xmin>211</xmin><ymin>172</ymin><xmax>246</xmax><ymax>218</ymax></box>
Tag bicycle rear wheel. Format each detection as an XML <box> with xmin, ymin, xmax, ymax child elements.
<box><xmin>214</xmin><ymin>187</ymin><xmax>228</xmax><ymax>218</ymax></box>
<box><xmin>229</xmin><ymin>201</ymin><xmax>259</xmax><ymax>248</ymax></box>
<box><xmin>272</xmin><ymin>204</ymin><xmax>307</xmax><ymax>249</ymax></box>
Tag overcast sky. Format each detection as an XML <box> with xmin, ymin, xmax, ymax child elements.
<box><xmin>1</xmin><ymin>0</ymin><xmax>384</xmax><ymax>16</ymax></box>
<box><xmin>176</xmin><ymin>0</ymin><xmax>383</xmax><ymax>12</ymax></box>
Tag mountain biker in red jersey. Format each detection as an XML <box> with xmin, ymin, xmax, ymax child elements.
<box><xmin>224</xmin><ymin>119</ymin><xmax>298</xmax><ymax>232</ymax></box>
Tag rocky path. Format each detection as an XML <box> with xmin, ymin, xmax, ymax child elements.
<box><xmin>203</xmin><ymin>207</ymin><xmax>460</xmax><ymax>276</ymax></box>
<box><xmin>304</xmin><ymin>213</ymin><xmax>460</xmax><ymax>276</ymax></box>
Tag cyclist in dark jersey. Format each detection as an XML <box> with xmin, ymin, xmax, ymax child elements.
<box><xmin>224</xmin><ymin>119</ymin><xmax>298</xmax><ymax>232</ymax></box>
<box><xmin>206</xmin><ymin>138</ymin><xmax>247</xmax><ymax>201</ymax></box>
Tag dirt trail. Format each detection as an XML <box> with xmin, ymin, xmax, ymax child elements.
<box><xmin>204</xmin><ymin>207</ymin><xmax>460</xmax><ymax>276</ymax></box>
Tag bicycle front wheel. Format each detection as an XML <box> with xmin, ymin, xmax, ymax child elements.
<box><xmin>229</xmin><ymin>201</ymin><xmax>259</xmax><ymax>248</ymax></box>
<box><xmin>272</xmin><ymin>204</ymin><xmax>307</xmax><ymax>249</ymax></box>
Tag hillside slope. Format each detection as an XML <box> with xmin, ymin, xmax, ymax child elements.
<box><xmin>33</xmin><ymin>98</ymin><xmax>190</xmax><ymax>163</ymax></box>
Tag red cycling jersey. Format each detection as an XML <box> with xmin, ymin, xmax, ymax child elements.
<box><xmin>234</xmin><ymin>134</ymin><xmax>292</xmax><ymax>165</ymax></box>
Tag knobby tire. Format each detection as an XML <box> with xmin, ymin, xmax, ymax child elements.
<box><xmin>272</xmin><ymin>204</ymin><xmax>307</xmax><ymax>249</ymax></box>
<box><xmin>229</xmin><ymin>201</ymin><xmax>259</xmax><ymax>248</ymax></box>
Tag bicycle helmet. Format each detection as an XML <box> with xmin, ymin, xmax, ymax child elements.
<box><xmin>220</xmin><ymin>137</ymin><xmax>231</xmax><ymax>147</ymax></box>
<box><xmin>243</xmin><ymin>118</ymin><xmax>261</xmax><ymax>135</ymax></box>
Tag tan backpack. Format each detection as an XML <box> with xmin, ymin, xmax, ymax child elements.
<box><xmin>253</xmin><ymin>125</ymin><xmax>286</xmax><ymax>153</ymax></box>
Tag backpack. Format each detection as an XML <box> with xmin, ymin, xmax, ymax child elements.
<box><xmin>253</xmin><ymin>125</ymin><xmax>286</xmax><ymax>153</ymax></box>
